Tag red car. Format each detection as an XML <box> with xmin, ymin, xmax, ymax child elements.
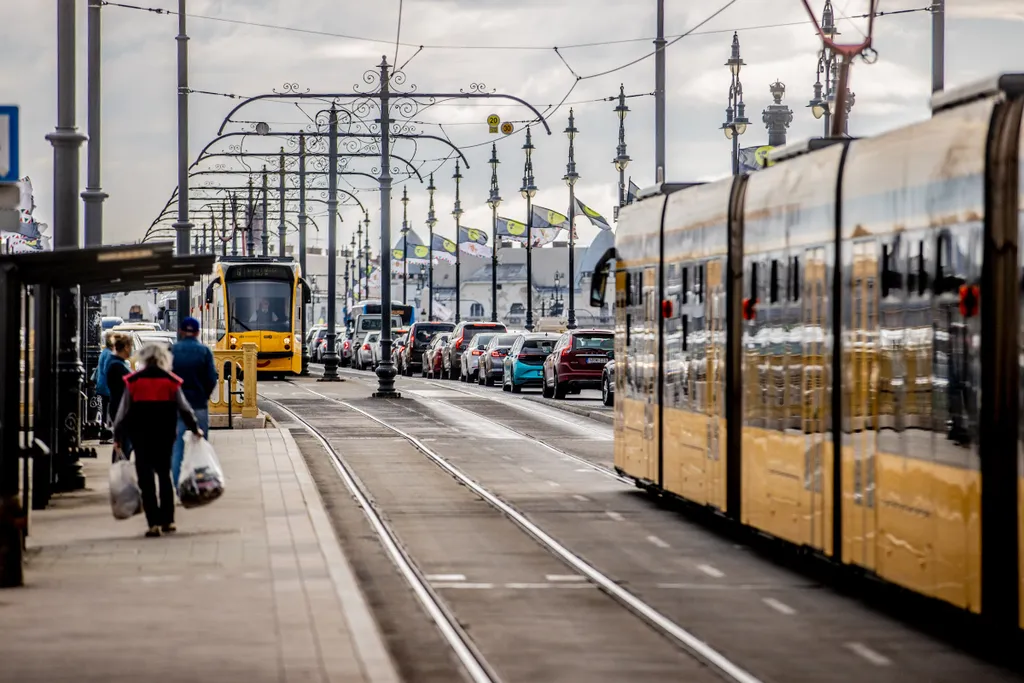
<box><xmin>542</xmin><ymin>329</ymin><xmax>614</xmax><ymax>399</ymax></box>
<box><xmin>423</xmin><ymin>333</ymin><xmax>450</xmax><ymax>379</ymax></box>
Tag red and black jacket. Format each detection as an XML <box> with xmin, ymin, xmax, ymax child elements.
<box><xmin>112</xmin><ymin>365</ymin><xmax>198</xmax><ymax>449</ymax></box>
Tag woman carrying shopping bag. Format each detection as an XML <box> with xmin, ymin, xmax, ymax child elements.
<box><xmin>112</xmin><ymin>343</ymin><xmax>201</xmax><ymax>538</ymax></box>
<box><xmin>105</xmin><ymin>335</ymin><xmax>133</xmax><ymax>462</ymax></box>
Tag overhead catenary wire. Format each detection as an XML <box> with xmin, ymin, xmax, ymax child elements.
<box><xmin>99</xmin><ymin>1</ymin><xmax>932</xmax><ymax>53</ymax></box>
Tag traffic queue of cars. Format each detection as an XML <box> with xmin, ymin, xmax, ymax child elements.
<box><xmin>337</xmin><ymin>318</ymin><xmax>615</xmax><ymax>405</ymax></box>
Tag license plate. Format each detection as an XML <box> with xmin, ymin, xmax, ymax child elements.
<box><xmin>585</xmin><ymin>357</ymin><xmax>606</xmax><ymax>364</ymax></box>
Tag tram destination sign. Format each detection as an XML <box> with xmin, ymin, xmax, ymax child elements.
<box><xmin>225</xmin><ymin>263</ymin><xmax>292</xmax><ymax>281</ymax></box>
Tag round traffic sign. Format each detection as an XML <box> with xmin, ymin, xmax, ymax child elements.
<box><xmin>501</xmin><ymin>122</ymin><xmax>514</xmax><ymax>135</ymax></box>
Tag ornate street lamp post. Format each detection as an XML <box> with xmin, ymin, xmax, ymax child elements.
<box><xmin>486</xmin><ymin>144</ymin><xmax>501</xmax><ymax>322</ymax></box>
<box><xmin>521</xmin><ymin>127</ymin><xmax>538</xmax><ymax>332</ymax></box>
<box><xmin>261</xmin><ymin>164</ymin><xmax>269</xmax><ymax>256</ymax></box>
<box><xmin>806</xmin><ymin>0</ymin><xmax>855</xmax><ymax>137</ymax></box>
<box><xmin>355</xmin><ymin>218</ymin><xmax>364</xmax><ymax>301</ymax></box>
<box><xmin>349</xmin><ymin>233</ymin><xmax>358</xmax><ymax>302</ymax></box>
<box><xmin>721</xmin><ymin>32</ymin><xmax>750</xmax><ymax>175</ymax></box>
<box><xmin>426</xmin><ymin>174</ymin><xmax>437</xmax><ymax>320</ymax></box>
<box><xmin>452</xmin><ymin>160</ymin><xmax>464</xmax><ymax>324</ymax></box>
<box><xmin>319</xmin><ymin>105</ymin><xmax>341</xmax><ymax>381</ymax></box>
<box><xmin>563</xmin><ymin>109</ymin><xmax>579</xmax><ymax>330</ymax></box>
<box><xmin>763</xmin><ymin>81</ymin><xmax>794</xmax><ymax>147</ymax></box>
<box><xmin>363</xmin><ymin>211</ymin><xmax>371</xmax><ymax>300</ymax></box>
<box><xmin>613</xmin><ymin>85</ymin><xmax>631</xmax><ymax>220</ymax></box>
<box><xmin>401</xmin><ymin>185</ymin><xmax>410</xmax><ymax>305</ymax></box>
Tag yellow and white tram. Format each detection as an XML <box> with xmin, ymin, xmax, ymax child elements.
<box><xmin>591</xmin><ymin>74</ymin><xmax>1024</xmax><ymax>632</ymax></box>
<box><xmin>189</xmin><ymin>257</ymin><xmax>308</xmax><ymax>376</ymax></box>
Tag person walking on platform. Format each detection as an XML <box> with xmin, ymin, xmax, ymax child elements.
<box><xmin>94</xmin><ymin>333</ymin><xmax>116</xmax><ymax>442</ymax></box>
<box><xmin>171</xmin><ymin>316</ymin><xmax>218</xmax><ymax>489</ymax></box>
<box><xmin>112</xmin><ymin>343</ymin><xmax>200</xmax><ymax>538</ymax></box>
<box><xmin>105</xmin><ymin>335</ymin><xmax>133</xmax><ymax>462</ymax></box>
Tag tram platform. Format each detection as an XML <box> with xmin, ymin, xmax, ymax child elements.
<box><xmin>0</xmin><ymin>429</ymin><xmax>399</xmax><ymax>683</ymax></box>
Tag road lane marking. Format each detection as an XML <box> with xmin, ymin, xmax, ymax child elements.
<box><xmin>545</xmin><ymin>574</ymin><xmax>587</xmax><ymax>582</ymax></box>
<box><xmin>546</xmin><ymin>480</ymin><xmax>560</xmax><ymax>487</ymax></box>
<box><xmin>426</xmin><ymin>574</ymin><xmax>466</xmax><ymax>582</ymax></box>
<box><xmin>572</xmin><ymin>494</ymin><xmax>589</xmax><ymax>502</ymax></box>
<box><xmin>845</xmin><ymin>642</ymin><xmax>891</xmax><ymax>666</ymax></box>
<box><xmin>520</xmin><ymin>466</ymin><xmax>533</xmax><ymax>473</ymax></box>
<box><xmin>504</xmin><ymin>582</ymin><xmax>593</xmax><ymax>589</ymax></box>
<box><xmin>647</xmin><ymin>535</ymin><xmax>670</xmax><ymax>549</ymax></box>
<box><xmin>697</xmin><ymin>564</ymin><xmax>725</xmax><ymax>578</ymax></box>
<box><xmin>605</xmin><ymin>511</ymin><xmax>625</xmax><ymax>521</ymax></box>
<box><xmin>432</xmin><ymin>582</ymin><xmax>495</xmax><ymax>589</ymax></box>
<box><xmin>762</xmin><ymin>597</ymin><xmax>795</xmax><ymax>615</ymax></box>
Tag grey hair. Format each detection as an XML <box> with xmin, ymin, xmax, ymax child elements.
<box><xmin>137</xmin><ymin>342</ymin><xmax>172</xmax><ymax>372</ymax></box>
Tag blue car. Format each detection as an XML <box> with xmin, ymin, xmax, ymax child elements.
<box><xmin>502</xmin><ymin>333</ymin><xmax>559</xmax><ymax>393</ymax></box>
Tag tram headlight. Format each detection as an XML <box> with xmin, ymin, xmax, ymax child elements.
<box><xmin>284</xmin><ymin>336</ymin><xmax>291</xmax><ymax>348</ymax></box>
<box><xmin>229</xmin><ymin>335</ymin><xmax>238</xmax><ymax>349</ymax></box>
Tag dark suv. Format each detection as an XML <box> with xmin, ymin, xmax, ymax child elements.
<box><xmin>401</xmin><ymin>322</ymin><xmax>455</xmax><ymax>376</ymax></box>
<box><xmin>542</xmin><ymin>329</ymin><xmax>614</xmax><ymax>399</ymax></box>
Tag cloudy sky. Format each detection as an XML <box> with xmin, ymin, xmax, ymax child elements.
<box><xmin>6</xmin><ymin>0</ymin><xmax>1024</xmax><ymax>251</ymax></box>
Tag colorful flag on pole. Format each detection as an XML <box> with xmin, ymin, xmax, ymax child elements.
<box><xmin>460</xmin><ymin>242</ymin><xmax>493</xmax><ymax>258</ymax></box>
<box><xmin>574</xmin><ymin>198</ymin><xmax>611</xmax><ymax>231</ymax></box>
<box><xmin>531</xmin><ymin>205</ymin><xmax>569</xmax><ymax>231</ymax></box>
<box><xmin>430</xmin><ymin>233</ymin><xmax>457</xmax><ymax>264</ymax></box>
<box><xmin>392</xmin><ymin>231</ymin><xmax>430</xmax><ymax>264</ymax></box>
<box><xmin>496</xmin><ymin>217</ymin><xmax>560</xmax><ymax>247</ymax></box>
<box><xmin>627</xmin><ymin>179</ymin><xmax>640</xmax><ymax>204</ymax></box>
<box><xmin>459</xmin><ymin>226</ymin><xmax>488</xmax><ymax>245</ymax></box>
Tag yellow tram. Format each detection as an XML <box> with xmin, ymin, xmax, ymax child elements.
<box><xmin>591</xmin><ymin>74</ymin><xmax>1024</xmax><ymax>632</ymax></box>
<box><xmin>190</xmin><ymin>257</ymin><xmax>307</xmax><ymax>376</ymax></box>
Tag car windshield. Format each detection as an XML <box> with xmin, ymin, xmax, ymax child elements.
<box><xmin>494</xmin><ymin>335</ymin><xmax>519</xmax><ymax>346</ymax></box>
<box><xmin>573</xmin><ymin>333</ymin><xmax>614</xmax><ymax>351</ymax></box>
<box><xmin>413</xmin><ymin>323</ymin><xmax>455</xmax><ymax>344</ymax></box>
<box><xmin>226</xmin><ymin>280</ymin><xmax>292</xmax><ymax>333</ymax></box>
<box><xmin>471</xmin><ymin>334</ymin><xmax>495</xmax><ymax>349</ymax></box>
<box><xmin>464</xmin><ymin>325</ymin><xmax>505</xmax><ymax>341</ymax></box>
<box><xmin>523</xmin><ymin>338</ymin><xmax>556</xmax><ymax>353</ymax></box>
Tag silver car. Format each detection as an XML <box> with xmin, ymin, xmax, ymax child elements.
<box><xmin>459</xmin><ymin>333</ymin><xmax>496</xmax><ymax>383</ymax></box>
<box><xmin>357</xmin><ymin>331</ymin><xmax>380</xmax><ymax>370</ymax></box>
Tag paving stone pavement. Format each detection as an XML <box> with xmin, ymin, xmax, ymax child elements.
<box><xmin>0</xmin><ymin>429</ymin><xmax>400</xmax><ymax>683</ymax></box>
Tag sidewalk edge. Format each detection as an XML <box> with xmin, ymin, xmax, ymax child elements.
<box><xmin>521</xmin><ymin>395</ymin><xmax>614</xmax><ymax>425</ymax></box>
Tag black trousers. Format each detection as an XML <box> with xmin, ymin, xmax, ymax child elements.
<box><xmin>135</xmin><ymin>445</ymin><xmax>174</xmax><ymax>529</ymax></box>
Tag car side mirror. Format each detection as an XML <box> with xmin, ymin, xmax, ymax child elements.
<box><xmin>204</xmin><ymin>281</ymin><xmax>215</xmax><ymax>305</ymax></box>
<box><xmin>589</xmin><ymin>247</ymin><xmax>616</xmax><ymax>308</ymax></box>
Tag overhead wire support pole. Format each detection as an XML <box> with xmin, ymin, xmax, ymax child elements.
<box><xmin>654</xmin><ymin>0</ymin><xmax>666</xmax><ymax>181</ymax></box>
<box><xmin>319</xmin><ymin>105</ymin><xmax>342</xmax><ymax>382</ymax></box>
<box><xmin>932</xmin><ymin>0</ymin><xmax>944</xmax><ymax>94</ymax></box>
<box><xmin>261</xmin><ymin>165</ymin><xmax>269</xmax><ymax>256</ymax></box>
<box><xmin>278</xmin><ymin>147</ymin><xmax>286</xmax><ymax>256</ymax></box>
<box><xmin>298</xmin><ymin>132</ymin><xmax>310</xmax><ymax>374</ymax></box>
<box><xmin>374</xmin><ymin>55</ymin><xmax>401</xmax><ymax>398</ymax></box>
<box><xmin>174</xmin><ymin>0</ymin><xmax>192</xmax><ymax>331</ymax></box>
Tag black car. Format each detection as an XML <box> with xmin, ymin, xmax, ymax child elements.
<box><xmin>602</xmin><ymin>355</ymin><xmax>615</xmax><ymax>406</ymax></box>
<box><xmin>402</xmin><ymin>321</ymin><xmax>455</xmax><ymax>375</ymax></box>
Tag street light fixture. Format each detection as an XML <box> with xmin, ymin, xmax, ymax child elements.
<box><xmin>613</xmin><ymin>84</ymin><xmax>631</xmax><ymax>218</ymax></box>
<box><xmin>762</xmin><ymin>81</ymin><xmax>794</xmax><ymax>148</ymax></box>
<box><xmin>521</xmin><ymin>126</ymin><xmax>538</xmax><ymax>332</ymax></box>
<box><xmin>452</xmin><ymin>159</ymin><xmax>464</xmax><ymax>324</ymax></box>
<box><xmin>363</xmin><ymin>210</ymin><xmax>371</xmax><ymax>300</ymax></box>
<box><xmin>563</xmin><ymin>109</ymin><xmax>579</xmax><ymax>330</ymax></box>
<box><xmin>806</xmin><ymin>0</ymin><xmax>855</xmax><ymax>136</ymax></box>
<box><xmin>486</xmin><ymin>143</ymin><xmax>502</xmax><ymax>323</ymax></box>
<box><xmin>721</xmin><ymin>32</ymin><xmax>749</xmax><ymax>175</ymax></box>
<box><xmin>426</xmin><ymin>173</ymin><xmax>437</xmax><ymax>321</ymax></box>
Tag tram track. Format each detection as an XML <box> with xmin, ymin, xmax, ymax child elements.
<box><xmin>262</xmin><ymin>385</ymin><xmax>763</xmax><ymax>683</ymax></box>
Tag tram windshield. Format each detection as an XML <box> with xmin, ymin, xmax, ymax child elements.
<box><xmin>227</xmin><ymin>280</ymin><xmax>292</xmax><ymax>333</ymax></box>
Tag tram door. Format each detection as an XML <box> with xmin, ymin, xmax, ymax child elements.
<box><xmin>705</xmin><ymin>259</ymin><xmax>727</xmax><ymax>510</ymax></box>
<box><xmin>642</xmin><ymin>266</ymin><xmax>660</xmax><ymax>484</ymax></box>
<box><xmin>844</xmin><ymin>239</ymin><xmax>879</xmax><ymax>571</ymax></box>
<box><xmin>803</xmin><ymin>246</ymin><xmax>831</xmax><ymax>553</ymax></box>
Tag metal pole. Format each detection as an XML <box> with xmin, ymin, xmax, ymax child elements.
<box><xmin>298</xmin><ymin>133</ymin><xmax>309</xmax><ymax>375</ymax></box>
<box><xmin>654</xmin><ymin>0</ymin><xmax>666</xmax><ymax>181</ymax></box>
<box><xmin>932</xmin><ymin>0</ymin><xmax>945</xmax><ymax>94</ymax></box>
<box><xmin>732</xmin><ymin>134</ymin><xmax>739</xmax><ymax>176</ymax></box>
<box><xmin>522</xmin><ymin>126</ymin><xmax>536</xmax><ymax>333</ymax></box>
<box><xmin>401</xmin><ymin>185</ymin><xmax>409</xmax><ymax>305</ymax></box>
<box><xmin>375</xmin><ymin>56</ymin><xmax>400</xmax><ymax>397</ymax></box>
<box><xmin>453</xmin><ymin>159</ymin><xmax>463</xmax><ymax>325</ymax></box>
<box><xmin>174</xmin><ymin>0</ymin><xmax>191</xmax><ymax>331</ymax></box>
<box><xmin>565</xmin><ymin>109</ymin><xmax>578</xmax><ymax>330</ymax></box>
<box><xmin>81</xmin><ymin>0</ymin><xmax>107</xmax><ymax>440</ymax></box>
<box><xmin>364</xmin><ymin>215</ymin><xmax>370</xmax><ymax>301</ymax></box>
<box><xmin>221</xmin><ymin>200</ymin><xmax>227</xmax><ymax>257</ymax></box>
<box><xmin>278</xmin><ymin>147</ymin><xmax>286</xmax><ymax>257</ymax></box>
<box><xmin>320</xmin><ymin>106</ymin><xmax>341</xmax><ymax>381</ymax></box>
<box><xmin>231</xmin><ymin>193</ymin><xmax>239</xmax><ymax>256</ymax></box>
<box><xmin>427</xmin><ymin>173</ymin><xmax>436</xmax><ymax>321</ymax></box>
<box><xmin>491</xmin><ymin>211</ymin><xmax>498</xmax><ymax>322</ymax></box>
<box><xmin>47</xmin><ymin>0</ymin><xmax>88</xmax><ymax>491</ymax></box>
<box><xmin>246</xmin><ymin>178</ymin><xmax>255</xmax><ymax>256</ymax></box>
<box><xmin>261</xmin><ymin>165</ymin><xmax>269</xmax><ymax>257</ymax></box>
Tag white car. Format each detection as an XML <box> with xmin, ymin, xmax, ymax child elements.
<box><xmin>358</xmin><ymin>331</ymin><xmax>380</xmax><ymax>370</ymax></box>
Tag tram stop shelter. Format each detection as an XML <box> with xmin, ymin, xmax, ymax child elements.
<box><xmin>0</xmin><ymin>241</ymin><xmax>214</xmax><ymax>587</ymax></box>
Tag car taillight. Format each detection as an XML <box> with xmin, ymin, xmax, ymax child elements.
<box><xmin>454</xmin><ymin>337</ymin><xmax>464</xmax><ymax>350</ymax></box>
<box><xmin>561</xmin><ymin>346</ymin><xmax>571</xmax><ymax>357</ymax></box>
<box><xmin>491</xmin><ymin>350</ymin><xmax>503</xmax><ymax>357</ymax></box>
<box><xmin>363</xmin><ymin>343</ymin><xmax>370</xmax><ymax>351</ymax></box>
<box><xmin>471</xmin><ymin>349</ymin><xmax>483</xmax><ymax>356</ymax></box>
<box><xmin>343</xmin><ymin>340</ymin><xmax>350</xmax><ymax>350</ymax></box>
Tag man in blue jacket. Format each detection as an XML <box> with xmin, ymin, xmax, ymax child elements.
<box><xmin>170</xmin><ymin>317</ymin><xmax>218</xmax><ymax>489</ymax></box>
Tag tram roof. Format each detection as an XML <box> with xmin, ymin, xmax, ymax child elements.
<box><xmin>931</xmin><ymin>72</ymin><xmax>1024</xmax><ymax>113</ymax></box>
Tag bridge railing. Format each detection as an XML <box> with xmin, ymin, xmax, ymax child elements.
<box><xmin>210</xmin><ymin>343</ymin><xmax>258</xmax><ymax>419</ymax></box>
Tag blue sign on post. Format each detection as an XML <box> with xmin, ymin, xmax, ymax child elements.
<box><xmin>0</xmin><ymin>106</ymin><xmax>19</xmax><ymax>184</ymax></box>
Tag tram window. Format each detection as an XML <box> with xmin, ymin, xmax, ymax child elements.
<box><xmin>750</xmin><ymin>262</ymin><xmax>759</xmax><ymax>301</ymax></box>
<box><xmin>682</xmin><ymin>314</ymin><xmax>689</xmax><ymax>351</ymax></box>
<box><xmin>770</xmin><ymin>259</ymin><xmax>780</xmax><ymax>304</ymax></box>
<box><xmin>697</xmin><ymin>263</ymin><xmax>705</xmax><ymax>303</ymax></box>
<box><xmin>682</xmin><ymin>267</ymin><xmax>689</xmax><ymax>304</ymax></box>
<box><xmin>916</xmin><ymin>241</ymin><xmax>928</xmax><ymax>295</ymax></box>
<box><xmin>791</xmin><ymin>256</ymin><xmax>801</xmax><ymax>302</ymax></box>
<box><xmin>881</xmin><ymin>244</ymin><xmax>902</xmax><ymax>297</ymax></box>
<box><xmin>226</xmin><ymin>279</ymin><xmax>293</xmax><ymax>333</ymax></box>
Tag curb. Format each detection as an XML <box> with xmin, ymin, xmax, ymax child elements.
<box><xmin>522</xmin><ymin>395</ymin><xmax>614</xmax><ymax>425</ymax></box>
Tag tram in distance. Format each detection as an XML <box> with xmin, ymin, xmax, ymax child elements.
<box><xmin>190</xmin><ymin>256</ymin><xmax>310</xmax><ymax>377</ymax></box>
<box><xmin>590</xmin><ymin>73</ymin><xmax>1024</xmax><ymax>633</ymax></box>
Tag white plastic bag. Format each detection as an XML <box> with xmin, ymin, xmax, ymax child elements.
<box><xmin>109</xmin><ymin>451</ymin><xmax>142</xmax><ymax>520</ymax></box>
<box><xmin>178</xmin><ymin>433</ymin><xmax>225</xmax><ymax>508</ymax></box>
